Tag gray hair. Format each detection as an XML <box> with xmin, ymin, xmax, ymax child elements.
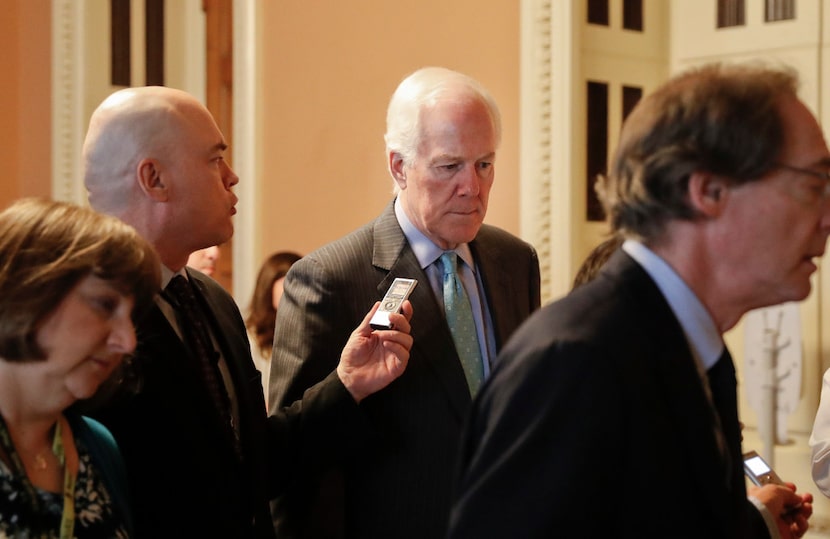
<box><xmin>384</xmin><ymin>67</ymin><xmax>502</xmax><ymax>170</ymax></box>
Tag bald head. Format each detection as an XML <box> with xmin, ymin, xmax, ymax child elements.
<box><xmin>83</xmin><ymin>86</ymin><xmax>238</xmax><ymax>271</ymax></box>
<box><xmin>83</xmin><ymin>86</ymin><xmax>207</xmax><ymax>215</ymax></box>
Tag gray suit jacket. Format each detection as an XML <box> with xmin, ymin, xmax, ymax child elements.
<box><xmin>269</xmin><ymin>200</ymin><xmax>541</xmax><ymax>539</ymax></box>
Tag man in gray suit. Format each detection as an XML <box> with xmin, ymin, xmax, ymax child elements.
<box><xmin>269</xmin><ymin>67</ymin><xmax>541</xmax><ymax>538</ymax></box>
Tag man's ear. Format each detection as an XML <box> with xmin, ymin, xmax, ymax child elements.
<box><xmin>136</xmin><ymin>158</ymin><xmax>169</xmax><ymax>202</ymax></box>
<box><xmin>389</xmin><ymin>152</ymin><xmax>407</xmax><ymax>190</ymax></box>
<box><xmin>687</xmin><ymin>171</ymin><xmax>728</xmax><ymax>217</ymax></box>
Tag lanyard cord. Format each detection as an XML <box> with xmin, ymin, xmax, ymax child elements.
<box><xmin>0</xmin><ymin>414</ymin><xmax>76</xmax><ymax>538</ymax></box>
<box><xmin>54</xmin><ymin>420</ymin><xmax>76</xmax><ymax>539</ymax></box>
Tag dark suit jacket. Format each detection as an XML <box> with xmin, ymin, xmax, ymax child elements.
<box><xmin>449</xmin><ymin>250</ymin><xmax>770</xmax><ymax>539</ymax></box>
<box><xmin>268</xmin><ymin>200</ymin><xmax>541</xmax><ymax>539</ymax></box>
<box><xmin>90</xmin><ymin>269</ymin><xmax>363</xmax><ymax>538</ymax></box>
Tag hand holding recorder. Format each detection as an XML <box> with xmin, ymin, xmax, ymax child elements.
<box><xmin>744</xmin><ymin>451</ymin><xmax>813</xmax><ymax>539</ymax></box>
<box><xmin>336</xmin><ymin>297</ymin><xmax>414</xmax><ymax>403</ymax></box>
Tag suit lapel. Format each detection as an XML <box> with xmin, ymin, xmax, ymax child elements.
<box><xmin>371</xmin><ymin>203</ymin><xmax>472</xmax><ymax>419</ymax></box>
<box><xmin>136</xmin><ymin>302</ymin><xmax>216</xmax><ymax>407</ymax></box>
<box><xmin>469</xmin><ymin>232</ymin><xmax>519</xmax><ymax>348</ymax></box>
<box><xmin>606</xmin><ymin>253</ymin><xmax>734</xmax><ymax>524</ymax></box>
<box><xmin>142</xmin><ymin>302</ymin><xmax>183</xmax><ymax>348</ymax></box>
<box><xmin>139</xmin><ymin>301</ymin><xmax>194</xmax><ymax>373</ymax></box>
<box><xmin>185</xmin><ymin>270</ymin><xmax>265</xmax><ymax>441</ymax></box>
<box><xmin>186</xmin><ymin>270</ymin><xmax>249</xmax><ymax>369</ymax></box>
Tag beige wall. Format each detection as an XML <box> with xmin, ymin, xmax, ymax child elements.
<box><xmin>1</xmin><ymin>0</ymin><xmax>520</xmax><ymax>282</ymax></box>
<box><xmin>257</xmin><ymin>0</ymin><xmax>521</xmax><ymax>260</ymax></box>
<box><xmin>0</xmin><ymin>0</ymin><xmax>21</xmax><ymax>207</ymax></box>
<box><xmin>0</xmin><ymin>1</ymin><xmax>518</xmax><ymax>262</ymax></box>
<box><xmin>0</xmin><ymin>0</ymin><xmax>51</xmax><ymax>209</ymax></box>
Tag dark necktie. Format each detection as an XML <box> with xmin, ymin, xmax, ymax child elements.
<box><xmin>164</xmin><ymin>275</ymin><xmax>240</xmax><ymax>457</ymax></box>
<box><xmin>706</xmin><ymin>347</ymin><xmax>741</xmax><ymax>489</ymax></box>
<box><xmin>440</xmin><ymin>251</ymin><xmax>484</xmax><ymax>395</ymax></box>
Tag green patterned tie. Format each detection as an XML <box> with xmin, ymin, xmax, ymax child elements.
<box><xmin>441</xmin><ymin>251</ymin><xmax>484</xmax><ymax>395</ymax></box>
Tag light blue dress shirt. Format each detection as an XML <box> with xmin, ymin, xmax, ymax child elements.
<box><xmin>394</xmin><ymin>198</ymin><xmax>495</xmax><ymax>376</ymax></box>
<box><xmin>622</xmin><ymin>239</ymin><xmax>723</xmax><ymax>369</ymax></box>
<box><xmin>622</xmin><ymin>240</ymin><xmax>779</xmax><ymax>538</ymax></box>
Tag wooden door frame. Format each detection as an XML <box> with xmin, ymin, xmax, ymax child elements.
<box><xmin>50</xmin><ymin>0</ymin><xmax>259</xmax><ymax>304</ymax></box>
<box><xmin>204</xmin><ymin>0</ymin><xmax>234</xmax><ymax>293</ymax></box>
<box><xmin>223</xmin><ymin>0</ymin><xmax>258</xmax><ymax>305</ymax></box>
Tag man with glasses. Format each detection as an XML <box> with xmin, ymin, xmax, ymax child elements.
<box><xmin>450</xmin><ymin>62</ymin><xmax>824</xmax><ymax>539</ymax></box>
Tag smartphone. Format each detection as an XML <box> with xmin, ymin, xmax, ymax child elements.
<box><xmin>743</xmin><ymin>450</ymin><xmax>784</xmax><ymax>486</ymax></box>
<box><xmin>369</xmin><ymin>278</ymin><xmax>417</xmax><ymax>330</ymax></box>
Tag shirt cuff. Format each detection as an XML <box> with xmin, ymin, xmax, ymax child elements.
<box><xmin>748</xmin><ymin>495</ymin><xmax>781</xmax><ymax>539</ymax></box>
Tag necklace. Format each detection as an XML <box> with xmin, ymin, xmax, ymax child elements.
<box><xmin>33</xmin><ymin>450</ymin><xmax>48</xmax><ymax>470</ymax></box>
<box><xmin>0</xmin><ymin>413</ymin><xmax>77</xmax><ymax>538</ymax></box>
<box><xmin>28</xmin><ymin>421</ymin><xmax>62</xmax><ymax>471</ymax></box>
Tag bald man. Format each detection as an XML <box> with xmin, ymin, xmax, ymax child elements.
<box><xmin>83</xmin><ymin>86</ymin><xmax>414</xmax><ymax>539</ymax></box>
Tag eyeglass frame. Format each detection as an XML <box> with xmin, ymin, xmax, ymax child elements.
<box><xmin>773</xmin><ymin>162</ymin><xmax>830</xmax><ymax>198</ymax></box>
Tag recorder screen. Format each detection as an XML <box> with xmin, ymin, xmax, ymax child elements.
<box><xmin>745</xmin><ymin>455</ymin><xmax>771</xmax><ymax>476</ymax></box>
<box><xmin>389</xmin><ymin>281</ymin><xmax>411</xmax><ymax>297</ymax></box>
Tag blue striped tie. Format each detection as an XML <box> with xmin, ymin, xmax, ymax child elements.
<box><xmin>441</xmin><ymin>251</ymin><xmax>484</xmax><ymax>395</ymax></box>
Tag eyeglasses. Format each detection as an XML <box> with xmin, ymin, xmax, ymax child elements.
<box><xmin>774</xmin><ymin>162</ymin><xmax>830</xmax><ymax>198</ymax></box>
<box><xmin>775</xmin><ymin>163</ymin><xmax>830</xmax><ymax>182</ymax></box>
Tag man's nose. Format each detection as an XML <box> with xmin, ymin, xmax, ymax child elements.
<box><xmin>222</xmin><ymin>161</ymin><xmax>239</xmax><ymax>188</ymax></box>
<box><xmin>457</xmin><ymin>165</ymin><xmax>481</xmax><ymax>196</ymax></box>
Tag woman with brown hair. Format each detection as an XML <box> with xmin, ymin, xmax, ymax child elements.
<box><xmin>246</xmin><ymin>251</ymin><xmax>301</xmax><ymax>398</ymax></box>
<box><xmin>0</xmin><ymin>198</ymin><xmax>160</xmax><ymax>538</ymax></box>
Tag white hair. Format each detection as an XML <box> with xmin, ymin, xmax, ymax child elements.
<box><xmin>384</xmin><ymin>67</ymin><xmax>502</xmax><ymax>170</ymax></box>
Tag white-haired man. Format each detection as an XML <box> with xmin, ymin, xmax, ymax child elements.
<box><xmin>269</xmin><ymin>67</ymin><xmax>541</xmax><ymax>538</ymax></box>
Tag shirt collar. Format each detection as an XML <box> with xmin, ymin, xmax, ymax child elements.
<box><xmin>394</xmin><ymin>198</ymin><xmax>475</xmax><ymax>270</ymax></box>
<box><xmin>160</xmin><ymin>264</ymin><xmax>187</xmax><ymax>289</ymax></box>
<box><xmin>622</xmin><ymin>239</ymin><xmax>723</xmax><ymax>369</ymax></box>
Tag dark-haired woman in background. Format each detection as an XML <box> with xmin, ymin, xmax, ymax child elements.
<box><xmin>246</xmin><ymin>251</ymin><xmax>301</xmax><ymax>403</ymax></box>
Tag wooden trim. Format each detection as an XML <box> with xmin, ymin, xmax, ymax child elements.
<box><xmin>204</xmin><ymin>0</ymin><xmax>234</xmax><ymax>292</ymax></box>
<box><xmin>145</xmin><ymin>0</ymin><xmax>164</xmax><ymax>85</ymax></box>
<box><xmin>111</xmin><ymin>0</ymin><xmax>131</xmax><ymax>86</ymax></box>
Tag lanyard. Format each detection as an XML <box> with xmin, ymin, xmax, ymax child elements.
<box><xmin>0</xmin><ymin>414</ymin><xmax>76</xmax><ymax>538</ymax></box>
<box><xmin>53</xmin><ymin>420</ymin><xmax>76</xmax><ymax>539</ymax></box>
